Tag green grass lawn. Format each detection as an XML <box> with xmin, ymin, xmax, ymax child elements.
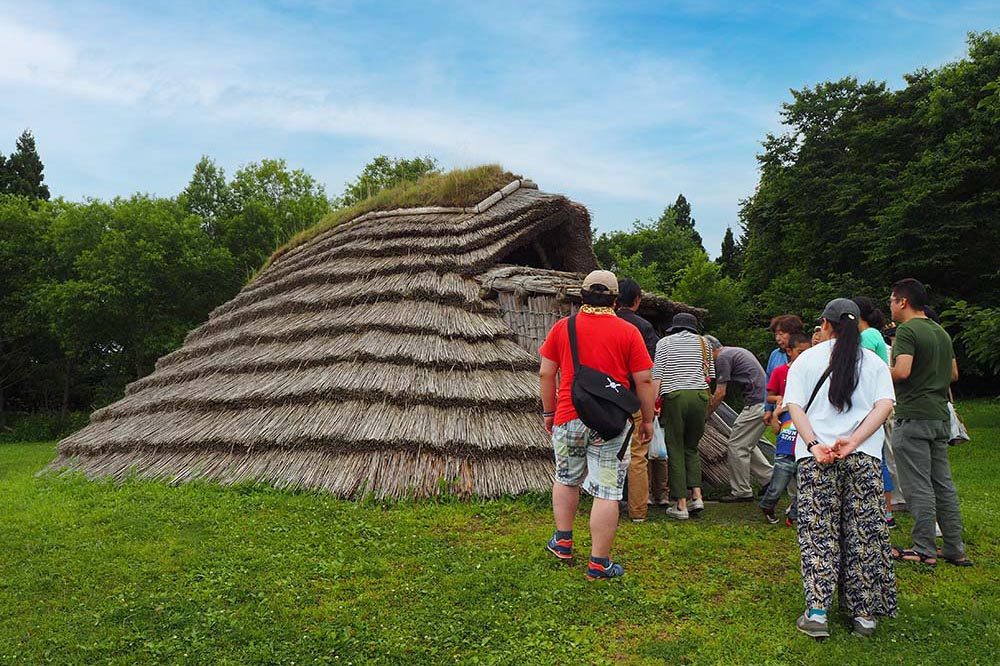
<box><xmin>2</xmin><ymin>401</ymin><xmax>999</xmax><ymax>665</ymax></box>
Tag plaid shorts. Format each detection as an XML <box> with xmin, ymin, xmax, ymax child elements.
<box><xmin>551</xmin><ymin>418</ymin><xmax>629</xmax><ymax>500</ymax></box>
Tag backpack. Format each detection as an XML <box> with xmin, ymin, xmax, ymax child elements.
<box><xmin>567</xmin><ymin>314</ymin><xmax>641</xmax><ymax>451</ymax></box>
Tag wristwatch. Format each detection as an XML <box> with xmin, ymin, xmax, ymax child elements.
<box><xmin>805</xmin><ymin>439</ymin><xmax>819</xmax><ymax>452</ymax></box>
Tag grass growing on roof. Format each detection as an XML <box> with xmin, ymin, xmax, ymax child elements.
<box><xmin>3</xmin><ymin>399</ymin><xmax>999</xmax><ymax>663</ymax></box>
<box><xmin>259</xmin><ymin>164</ymin><xmax>520</xmax><ymax>276</ymax></box>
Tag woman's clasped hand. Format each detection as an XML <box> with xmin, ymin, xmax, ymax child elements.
<box><xmin>810</xmin><ymin>437</ymin><xmax>862</xmax><ymax>464</ymax></box>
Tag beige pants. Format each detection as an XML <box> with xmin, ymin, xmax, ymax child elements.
<box><xmin>626</xmin><ymin>412</ymin><xmax>649</xmax><ymax>519</ymax></box>
<box><xmin>727</xmin><ymin>403</ymin><xmax>773</xmax><ymax>498</ymax></box>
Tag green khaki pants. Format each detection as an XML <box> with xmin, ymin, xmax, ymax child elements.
<box><xmin>661</xmin><ymin>389</ymin><xmax>709</xmax><ymax>500</ymax></box>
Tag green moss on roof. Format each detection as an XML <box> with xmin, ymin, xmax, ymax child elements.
<box><xmin>260</xmin><ymin>164</ymin><xmax>519</xmax><ymax>275</ymax></box>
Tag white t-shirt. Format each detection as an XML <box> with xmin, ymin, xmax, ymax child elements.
<box><xmin>784</xmin><ymin>339</ymin><xmax>895</xmax><ymax>461</ymax></box>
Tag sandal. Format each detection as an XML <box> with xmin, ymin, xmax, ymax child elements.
<box><xmin>891</xmin><ymin>546</ymin><xmax>937</xmax><ymax>566</ymax></box>
<box><xmin>935</xmin><ymin>549</ymin><xmax>975</xmax><ymax>567</ymax></box>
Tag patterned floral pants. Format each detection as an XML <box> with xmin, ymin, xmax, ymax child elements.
<box><xmin>797</xmin><ymin>454</ymin><xmax>897</xmax><ymax>617</ymax></box>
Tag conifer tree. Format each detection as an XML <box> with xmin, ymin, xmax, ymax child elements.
<box><xmin>7</xmin><ymin>130</ymin><xmax>51</xmax><ymax>200</ymax></box>
<box><xmin>716</xmin><ymin>227</ymin><xmax>741</xmax><ymax>279</ymax></box>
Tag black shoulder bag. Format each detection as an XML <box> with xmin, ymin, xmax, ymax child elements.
<box><xmin>567</xmin><ymin>314</ymin><xmax>641</xmax><ymax>458</ymax></box>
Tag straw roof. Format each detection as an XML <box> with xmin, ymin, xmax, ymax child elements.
<box><xmin>48</xmin><ymin>177</ymin><xmax>601</xmax><ymax>498</ymax></box>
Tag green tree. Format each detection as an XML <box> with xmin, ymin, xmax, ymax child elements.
<box><xmin>716</xmin><ymin>226</ymin><xmax>741</xmax><ymax>279</ymax></box>
<box><xmin>218</xmin><ymin>158</ymin><xmax>331</xmax><ymax>275</ymax></box>
<box><xmin>942</xmin><ymin>301</ymin><xmax>1000</xmax><ymax>375</ymax></box>
<box><xmin>670</xmin><ymin>252</ymin><xmax>753</xmax><ymax>349</ymax></box>
<box><xmin>39</xmin><ymin>196</ymin><xmax>239</xmax><ymax>403</ymax></box>
<box><xmin>0</xmin><ymin>195</ymin><xmax>59</xmax><ymax>422</ymax></box>
<box><xmin>0</xmin><ymin>153</ymin><xmax>9</xmax><ymax>193</ymax></box>
<box><xmin>668</xmin><ymin>193</ymin><xmax>703</xmax><ymax>248</ymax></box>
<box><xmin>594</xmin><ymin>204</ymin><xmax>704</xmax><ymax>293</ymax></box>
<box><xmin>739</xmin><ymin>31</ymin><xmax>1000</xmax><ymax>342</ymax></box>
<box><xmin>335</xmin><ymin>155</ymin><xmax>439</xmax><ymax>208</ymax></box>
<box><xmin>179</xmin><ymin>156</ymin><xmax>231</xmax><ymax>238</ymax></box>
<box><xmin>4</xmin><ymin>130</ymin><xmax>50</xmax><ymax>200</ymax></box>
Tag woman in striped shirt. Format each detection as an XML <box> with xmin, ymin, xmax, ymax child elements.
<box><xmin>651</xmin><ymin>312</ymin><xmax>716</xmax><ymax>520</ymax></box>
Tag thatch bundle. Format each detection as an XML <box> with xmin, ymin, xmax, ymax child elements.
<box><xmin>48</xmin><ymin>175</ymin><xmax>735</xmax><ymax>499</ymax></box>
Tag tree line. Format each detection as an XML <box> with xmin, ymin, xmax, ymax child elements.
<box><xmin>596</xmin><ymin>31</ymin><xmax>1000</xmax><ymax>392</ymax></box>
<box><xmin>0</xmin><ymin>149</ymin><xmax>437</xmax><ymax>424</ymax></box>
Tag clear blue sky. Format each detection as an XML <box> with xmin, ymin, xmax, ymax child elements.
<box><xmin>2</xmin><ymin>1</ymin><xmax>997</xmax><ymax>256</ymax></box>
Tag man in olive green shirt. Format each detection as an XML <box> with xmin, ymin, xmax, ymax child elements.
<box><xmin>889</xmin><ymin>279</ymin><xmax>970</xmax><ymax>566</ymax></box>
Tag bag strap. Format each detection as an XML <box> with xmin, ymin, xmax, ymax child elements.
<box><xmin>617</xmin><ymin>419</ymin><xmax>635</xmax><ymax>461</ymax></box>
<box><xmin>699</xmin><ymin>335</ymin><xmax>709</xmax><ymax>378</ymax></box>
<box><xmin>804</xmin><ymin>366</ymin><xmax>833</xmax><ymax>413</ymax></box>
<box><xmin>567</xmin><ymin>314</ymin><xmax>581</xmax><ymax>371</ymax></box>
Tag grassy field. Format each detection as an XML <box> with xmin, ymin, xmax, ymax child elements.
<box><xmin>2</xmin><ymin>401</ymin><xmax>998</xmax><ymax>665</ymax></box>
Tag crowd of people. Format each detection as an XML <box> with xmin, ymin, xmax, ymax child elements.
<box><xmin>537</xmin><ymin>271</ymin><xmax>972</xmax><ymax>637</ymax></box>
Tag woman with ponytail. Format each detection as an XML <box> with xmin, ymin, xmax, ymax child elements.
<box><xmin>782</xmin><ymin>298</ymin><xmax>896</xmax><ymax>640</ymax></box>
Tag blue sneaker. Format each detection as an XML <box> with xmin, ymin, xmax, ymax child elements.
<box><xmin>546</xmin><ymin>535</ymin><xmax>573</xmax><ymax>560</ymax></box>
<box><xmin>586</xmin><ymin>559</ymin><xmax>624</xmax><ymax>580</ymax></box>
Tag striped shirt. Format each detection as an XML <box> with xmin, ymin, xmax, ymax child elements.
<box><xmin>652</xmin><ymin>331</ymin><xmax>716</xmax><ymax>394</ymax></box>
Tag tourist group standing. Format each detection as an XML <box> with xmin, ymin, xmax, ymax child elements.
<box><xmin>538</xmin><ymin>271</ymin><xmax>972</xmax><ymax>638</ymax></box>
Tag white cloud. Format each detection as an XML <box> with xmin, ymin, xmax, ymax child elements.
<box><xmin>0</xmin><ymin>2</ymin><xmax>786</xmax><ymax>247</ymax></box>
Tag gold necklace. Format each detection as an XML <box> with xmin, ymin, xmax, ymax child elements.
<box><xmin>580</xmin><ymin>305</ymin><xmax>616</xmax><ymax>315</ymax></box>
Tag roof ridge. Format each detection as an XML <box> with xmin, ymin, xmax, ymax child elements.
<box><xmin>348</xmin><ymin>178</ymin><xmax>538</xmax><ymax>224</ymax></box>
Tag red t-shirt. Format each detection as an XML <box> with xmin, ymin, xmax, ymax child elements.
<box><xmin>767</xmin><ymin>362</ymin><xmax>790</xmax><ymax>396</ymax></box>
<box><xmin>539</xmin><ymin>313</ymin><xmax>653</xmax><ymax>426</ymax></box>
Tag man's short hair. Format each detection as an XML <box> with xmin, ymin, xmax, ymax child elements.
<box><xmin>891</xmin><ymin>278</ymin><xmax>928</xmax><ymax>310</ymax></box>
<box><xmin>769</xmin><ymin>314</ymin><xmax>803</xmax><ymax>335</ymax></box>
<box><xmin>618</xmin><ymin>278</ymin><xmax>642</xmax><ymax>309</ymax></box>
<box><xmin>704</xmin><ymin>335</ymin><xmax>723</xmax><ymax>350</ymax></box>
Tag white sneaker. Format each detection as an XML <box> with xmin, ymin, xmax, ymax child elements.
<box><xmin>688</xmin><ymin>499</ymin><xmax>705</xmax><ymax>512</ymax></box>
<box><xmin>665</xmin><ymin>504</ymin><xmax>689</xmax><ymax>520</ymax></box>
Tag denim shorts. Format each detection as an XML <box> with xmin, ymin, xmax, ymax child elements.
<box><xmin>551</xmin><ymin>418</ymin><xmax>629</xmax><ymax>500</ymax></box>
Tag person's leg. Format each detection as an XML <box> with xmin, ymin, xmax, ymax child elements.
<box><xmin>892</xmin><ymin>420</ymin><xmax>937</xmax><ymax>559</ymax></box>
<box><xmin>648</xmin><ymin>458</ymin><xmax>668</xmax><ymax>503</ymax></box>
<box><xmin>928</xmin><ymin>421</ymin><xmax>967</xmax><ymax>561</ymax></box>
<box><xmin>682</xmin><ymin>390</ymin><xmax>707</xmax><ymax>501</ymax></box>
<box><xmin>590</xmin><ymin>498</ymin><xmax>619</xmax><ymax>559</ymax></box>
<box><xmin>882</xmin><ymin>454</ymin><xmax>895</xmax><ymax>526</ymax></box>
<box><xmin>551</xmin><ymin>420</ymin><xmax>586</xmax><ymax>531</ymax></box>
<box><xmin>787</xmin><ymin>460</ymin><xmax>800</xmax><ymax>522</ymax></box>
<box><xmin>759</xmin><ymin>455</ymin><xmax>795</xmax><ymax>511</ymax></box>
<box><xmin>727</xmin><ymin>404</ymin><xmax>765</xmax><ymax>498</ymax></box>
<box><xmin>742</xmin><ymin>403</ymin><xmax>773</xmax><ymax>487</ymax></box>
<box><xmin>663</xmin><ymin>394</ymin><xmax>688</xmax><ymax>507</ymax></box>
<box><xmin>883</xmin><ymin>421</ymin><xmax>906</xmax><ymax>506</ymax></box>
<box><xmin>838</xmin><ymin>454</ymin><xmax>897</xmax><ymax>620</ymax></box>
<box><xmin>797</xmin><ymin>457</ymin><xmax>840</xmax><ymax>613</ymax></box>
<box><xmin>552</xmin><ymin>482</ymin><xmax>580</xmax><ymax>531</ymax></box>
<box><xmin>583</xmin><ymin>430</ymin><xmax>629</xmax><ymax>561</ymax></box>
<box><xmin>750</xmin><ymin>440</ymin><xmax>775</xmax><ymax>486</ymax></box>
<box><xmin>626</xmin><ymin>412</ymin><xmax>649</xmax><ymax>520</ymax></box>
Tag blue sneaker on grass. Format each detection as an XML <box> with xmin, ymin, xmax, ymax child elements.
<box><xmin>546</xmin><ymin>535</ymin><xmax>573</xmax><ymax>560</ymax></box>
<box><xmin>586</xmin><ymin>558</ymin><xmax>624</xmax><ymax>580</ymax></box>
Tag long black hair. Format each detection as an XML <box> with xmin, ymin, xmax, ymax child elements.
<box><xmin>828</xmin><ymin>313</ymin><xmax>862</xmax><ymax>412</ymax></box>
<box><xmin>853</xmin><ymin>296</ymin><xmax>885</xmax><ymax>330</ymax></box>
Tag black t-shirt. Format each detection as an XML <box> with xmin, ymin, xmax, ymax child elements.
<box><xmin>616</xmin><ymin>308</ymin><xmax>659</xmax><ymax>360</ymax></box>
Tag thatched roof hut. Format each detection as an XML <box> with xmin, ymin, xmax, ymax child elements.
<box><xmin>48</xmin><ymin>172</ymin><xmax>735</xmax><ymax>498</ymax></box>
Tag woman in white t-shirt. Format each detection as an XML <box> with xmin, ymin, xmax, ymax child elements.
<box><xmin>784</xmin><ymin>298</ymin><xmax>896</xmax><ymax>640</ymax></box>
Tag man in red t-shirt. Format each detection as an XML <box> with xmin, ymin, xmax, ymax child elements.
<box><xmin>538</xmin><ymin>270</ymin><xmax>656</xmax><ymax>580</ymax></box>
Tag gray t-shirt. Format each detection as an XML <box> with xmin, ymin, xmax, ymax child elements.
<box><xmin>715</xmin><ymin>346</ymin><xmax>767</xmax><ymax>406</ymax></box>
